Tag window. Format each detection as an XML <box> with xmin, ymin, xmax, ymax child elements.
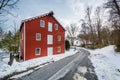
<box><xmin>57</xmin><ymin>35</ymin><xmax>61</xmax><ymax>41</ymax></box>
<box><xmin>36</xmin><ymin>33</ymin><xmax>41</xmax><ymax>41</ymax></box>
<box><xmin>58</xmin><ymin>47</ymin><xmax>61</xmax><ymax>52</ymax></box>
<box><xmin>40</xmin><ymin>20</ymin><xmax>45</xmax><ymax>27</ymax></box>
<box><xmin>36</xmin><ymin>48</ymin><xmax>41</xmax><ymax>55</ymax></box>
<box><xmin>54</xmin><ymin>24</ymin><xmax>58</xmax><ymax>30</ymax></box>
<box><xmin>47</xmin><ymin>35</ymin><xmax>53</xmax><ymax>44</ymax></box>
<box><xmin>48</xmin><ymin>22</ymin><xmax>52</xmax><ymax>32</ymax></box>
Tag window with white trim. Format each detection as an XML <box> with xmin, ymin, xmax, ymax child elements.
<box><xmin>48</xmin><ymin>22</ymin><xmax>52</xmax><ymax>32</ymax></box>
<box><xmin>35</xmin><ymin>48</ymin><xmax>41</xmax><ymax>55</ymax></box>
<box><xmin>58</xmin><ymin>47</ymin><xmax>61</xmax><ymax>52</ymax></box>
<box><xmin>47</xmin><ymin>35</ymin><xmax>53</xmax><ymax>44</ymax></box>
<box><xmin>54</xmin><ymin>24</ymin><xmax>58</xmax><ymax>30</ymax></box>
<box><xmin>36</xmin><ymin>33</ymin><xmax>41</xmax><ymax>41</ymax></box>
<box><xmin>40</xmin><ymin>20</ymin><xmax>45</xmax><ymax>27</ymax></box>
<box><xmin>57</xmin><ymin>35</ymin><xmax>61</xmax><ymax>41</ymax></box>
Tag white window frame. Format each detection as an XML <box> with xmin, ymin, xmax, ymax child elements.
<box><xmin>58</xmin><ymin>46</ymin><xmax>61</xmax><ymax>52</ymax></box>
<box><xmin>35</xmin><ymin>48</ymin><xmax>41</xmax><ymax>55</ymax></box>
<box><xmin>58</xmin><ymin>35</ymin><xmax>61</xmax><ymax>41</ymax></box>
<box><xmin>47</xmin><ymin>35</ymin><xmax>53</xmax><ymax>44</ymax></box>
<box><xmin>48</xmin><ymin>22</ymin><xmax>52</xmax><ymax>32</ymax></box>
<box><xmin>40</xmin><ymin>20</ymin><xmax>45</xmax><ymax>27</ymax></box>
<box><xmin>36</xmin><ymin>33</ymin><xmax>41</xmax><ymax>41</ymax></box>
<box><xmin>54</xmin><ymin>24</ymin><xmax>58</xmax><ymax>30</ymax></box>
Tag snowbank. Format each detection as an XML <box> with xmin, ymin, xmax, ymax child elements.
<box><xmin>87</xmin><ymin>45</ymin><xmax>120</xmax><ymax>80</ymax></box>
<box><xmin>0</xmin><ymin>49</ymin><xmax>76</xmax><ymax>78</ymax></box>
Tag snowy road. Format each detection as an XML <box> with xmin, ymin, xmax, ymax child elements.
<box><xmin>59</xmin><ymin>49</ymin><xmax>98</xmax><ymax>80</ymax></box>
<box><xmin>12</xmin><ymin>49</ymin><xmax>97</xmax><ymax>80</ymax></box>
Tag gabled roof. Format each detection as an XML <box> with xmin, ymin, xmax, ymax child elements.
<box><xmin>20</xmin><ymin>11</ymin><xmax>65</xmax><ymax>31</ymax></box>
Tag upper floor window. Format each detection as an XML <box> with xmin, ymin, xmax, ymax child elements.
<box><xmin>54</xmin><ymin>24</ymin><xmax>58</xmax><ymax>30</ymax></box>
<box><xmin>48</xmin><ymin>22</ymin><xmax>52</xmax><ymax>32</ymax></box>
<box><xmin>57</xmin><ymin>35</ymin><xmax>61</xmax><ymax>41</ymax></box>
<box><xmin>40</xmin><ymin>20</ymin><xmax>45</xmax><ymax>27</ymax></box>
<box><xmin>35</xmin><ymin>48</ymin><xmax>41</xmax><ymax>55</ymax></box>
<box><xmin>36</xmin><ymin>33</ymin><xmax>41</xmax><ymax>41</ymax></box>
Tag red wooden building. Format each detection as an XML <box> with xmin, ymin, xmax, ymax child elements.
<box><xmin>20</xmin><ymin>11</ymin><xmax>65</xmax><ymax>61</ymax></box>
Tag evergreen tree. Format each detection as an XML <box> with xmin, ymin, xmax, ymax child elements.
<box><xmin>65</xmin><ymin>40</ymin><xmax>70</xmax><ymax>51</ymax></box>
<box><xmin>0</xmin><ymin>30</ymin><xmax>20</xmax><ymax>52</ymax></box>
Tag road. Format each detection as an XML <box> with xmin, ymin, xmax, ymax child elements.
<box><xmin>12</xmin><ymin>49</ymin><xmax>98</xmax><ymax>80</ymax></box>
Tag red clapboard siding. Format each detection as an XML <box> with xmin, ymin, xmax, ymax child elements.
<box><xmin>20</xmin><ymin>11</ymin><xmax>65</xmax><ymax>61</ymax></box>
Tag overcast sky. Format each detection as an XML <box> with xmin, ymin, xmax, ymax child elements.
<box><xmin>4</xmin><ymin>0</ymin><xmax>106</xmax><ymax>31</ymax></box>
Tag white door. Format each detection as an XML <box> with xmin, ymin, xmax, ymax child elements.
<box><xmin>47</xmin><ymin>47</ymin><xmax>53</xmax><ymax>56</ymax></box>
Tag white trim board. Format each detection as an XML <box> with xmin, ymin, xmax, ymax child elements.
<box><xmin>24</xmin><ymin>22</ymin><xmax>26</xmax><ymax>61</ymax></box>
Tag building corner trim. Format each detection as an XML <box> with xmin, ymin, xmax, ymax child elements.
<box><xmin>24</xmin><ymin>22</ymin><xmax>26</xmax><ymax>61</ymax></box>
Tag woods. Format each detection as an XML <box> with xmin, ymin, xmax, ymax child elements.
<box><xmin>105</xmin><ymin>0</ymin><xmax>120</xmax><ymax>51</ymax></box>
<box><xmin>0</xmin><ymin>0</ymin><xmax>20</xmax><ymax>52</ymax></box>
<box><xmin>0</xmin><ymin>0</ymin><xmax>119</xmax><ymax>52</ymax></box>
<box><xmin>65</xmin><ymin>0</ymin><xmax>120</xmax><ymax>52</ymax></box>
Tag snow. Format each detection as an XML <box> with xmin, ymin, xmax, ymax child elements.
<box><xmin>74</xmin><ymin>40</ymin><xmax>82</xmax><ymax>46</ymax></box>
<box><xmin>0</xmin><ymin>52</ymin><xmax>9</xmax><ymax>66</ymax></box>
<box><xmin>73</xmin><ymin>73</ymin><xmax>87</xmax><ymax>80</ymax></box>
<box><xmin>0</xmin><ymin>49</ymin><xmax>76</xmax><ymax>78</ymax></box>
<box><xmin>87</xmin><ymin>45</ymin><xmax>120</xmax><ymax>80</ymax></box>
<box><xmin>77</xmin><ymin>66</ymin><xmax>87</xmax><ymax>75</ymax></box>
<box><xmin>10</xmin><ymin>70</ymin><xmax>33</xmax><ymax>79</ymax></box>
<box><xmin>0</xmin><ymin>49</ymin><xmax>4</xmax><ymax>53</ymax></box>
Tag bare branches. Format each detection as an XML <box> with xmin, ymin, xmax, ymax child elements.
<box><xmin>105</xmin><ymin>0</ymin><xmax>120</xmax><ymax>19</ymax></box>
<box><xmin>0</xmin><ymin>0</ymin><xmax>19</xmax><ymax>14</ymax></box>
<box><xmin>66</xmin><ymin>23</ymin><xmax>79</xmax><ymax>46</ymax></box>
<box><xmin>0</xmin><ymin>0</ymin><xmax>19</xmax><ymax>10</ymax></box>
<box><xmin>66</xmin><ymin>23</ymin><xmax>78</xmax><ymax>38</ymax></box>
<box><xmin>104</xmin><ymin>0</ymin><xmax>120</xmax><ymax>51</ymax></box>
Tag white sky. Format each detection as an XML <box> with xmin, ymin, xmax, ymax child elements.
<box><xmin>3</xmin><ymin>0</ymin><xmax>106</xmax><ymax>31</ymax></box>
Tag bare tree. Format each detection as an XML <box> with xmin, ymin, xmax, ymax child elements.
<box><xmin>94</xmin><ymin>7</ymin><xmax>103</xmax><ymax>48</ymax></box>
<box><xmin>66</xmin><ymin>23</ymin><xmax>79</xmax><ymax>46</ymax></box>
<box><xmin>84</xmin><ymin>6</ymin><xmax>96</xmax><ymax>48</ymax></box>
<box><xmin>105</xmin><ymin>0</ymin><xmax>120</xmax><ymax>51</ymax></box>
<box><xmin>0</xmin><ymin>0</ymin><xmax>19</xmax><ymax>13</ymax></box>
<box><xmin>0</xmin><ymin>0</ymin><xmax>19</xmax><ymax>25</ymax></box>
<box><xmin>78</xmin><ymin>20</ymin><xmax>90</xmax><ymax>47</ymax></box>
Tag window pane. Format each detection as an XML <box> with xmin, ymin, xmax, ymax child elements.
<box><xmin>58</xmin><ymin>47</ymin><xmax>61</xmax><ymax>52</ymax></box>
<box><xmin>58</xmin><ymin>35</ymin><xmax>61</xmax><ymax>41</ymax></box>
<box><xmin>36</xmin><ymin>33</ymin><xmax>41</xmax><ymax>40</ymax></box>
<box><xmin>40</xmin><ymin>20</ymin><xmax>45</xmax><ymax>27</ymax></box>
<box><xmin>36</xmin><ymin>48</ymin><xmax>40</xmax><ymax>54</ymax></box>
<box><xmin>47</xmin><ymin>35</ymin><xmax>53</xmax><ymax>44</ymax></box>
<box><xmin>54</xmin><ymin>24</ymin><xmax>58</xmax><ymax>30</ymax></box>
<box><xmin>48</xmin><ymin>22</ymin><xmax>52</xmax><ymax>32</ymax></box>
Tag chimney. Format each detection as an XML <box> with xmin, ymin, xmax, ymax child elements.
<box><xmin>49</xmin><ymin>11</ymin><xmax>54</xmax><ymax>16</ymax></box>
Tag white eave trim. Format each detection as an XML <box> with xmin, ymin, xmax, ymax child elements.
<box><xmin>22</xmin><ymin>12</ymin><xmax>50</xmax><ymax>22</ymax></box>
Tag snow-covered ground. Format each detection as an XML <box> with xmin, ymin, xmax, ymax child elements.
<box><xmin>1</xmin><ymin>45</ymin><xmax>119</xmax><ymax>80</ymax></box>
<box><xmin>87</xmin><ymin>45</ymin><xmax>120</xmax><ymax>80</ymax></box>
<box><xmin>0</xmin><ymin>49</ymin><xmax>77</xmax><ymax>78</ymax></box>
<box><xmin>0</xmin><ymin>52</ymin><xmax>9</xmax><ymax>67</ymax></box>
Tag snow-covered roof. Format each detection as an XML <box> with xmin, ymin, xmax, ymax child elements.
<box><xmin>20</xmin><ymin>11</ymin><xmax>65</xmax><ymax>31</ymax></box>
<box><xmin>22</xmin><ymin>11</ymin><xmax>54</xmax><ymax>22</ymax></box>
